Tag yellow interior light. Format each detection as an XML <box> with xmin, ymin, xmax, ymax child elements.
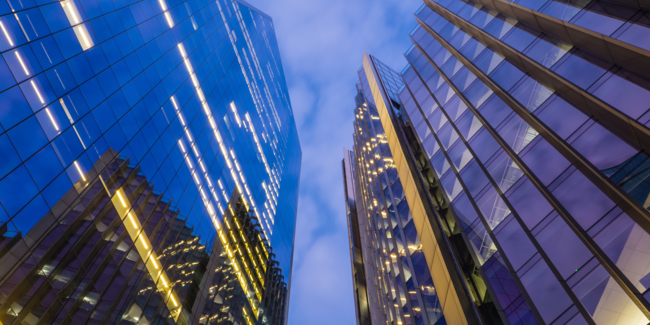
<box><xmin>161</xmin><ymin>276</ymin><xmax>168</xmax><ymax>288</ymax></box>
<box><xmin>116</xmin><ymin>191</ymin><xmax>127</xmax><ymax>208</ymax></box>
<box><xmin>128</xmin><ymin>212</ymin><xmax>138</xmax><ymax>229</ymax></box>
<box><xmin>140</xmin><ymin>234</ymin><xmax>148</xmax><ymax>249</ymax></box>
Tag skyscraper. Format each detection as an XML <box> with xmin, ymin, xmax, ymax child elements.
<box><xmin>344</xmin><ymin>1</ymin><xmax>650</xmax><ymax>324</ymax></box>
<box><xmin>0</xmin><ymin>0</ymin><xmax>301</xmax><ymax>323</ymax></box>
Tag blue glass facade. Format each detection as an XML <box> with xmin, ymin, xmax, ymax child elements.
<box><xmin>346</xmin><ymin>0</ymin><xmax>650</xmax><ymax>324</ymax></box>
<box><xmin>0</xmin><ymin>0</ymin><xmax>300</xmax><ymax>322</ymax></box>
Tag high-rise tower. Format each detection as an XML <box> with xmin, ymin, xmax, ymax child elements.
<box><xmin>0</xmin><ymin>0</ymin><xmax>301</xmax><ymax>323</ymax></box>
<box><xmin>344</xmin><ymin>1</ymin><xmax>650</xmax><ymax>324</ymax></box>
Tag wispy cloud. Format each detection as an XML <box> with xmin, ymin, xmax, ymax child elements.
<box><xmin>244</xmin><ymin>0</ymin><xmax>421</xmax><ymax>323</ymax></box>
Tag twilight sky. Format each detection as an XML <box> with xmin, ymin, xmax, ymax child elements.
<box><xmin>245</xmin><ymin>0</ymin><xmax>421</xmax><ymax>323</ymax></box>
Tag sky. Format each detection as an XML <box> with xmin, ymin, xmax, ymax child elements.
<box><xmin>243</xmin><ymin>0</ymin><xmax>421</xmax><ymax>324</ymax></box>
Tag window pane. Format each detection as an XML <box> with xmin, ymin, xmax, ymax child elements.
<box><xmin>519</xmin><ymin>258</ymin><xmax>573</xmax><ymax>324</ymax></box>
<box><xmin>494</xmin><ymin>215</ymin><xmax>536</xmax><ymax>270</ymax></box>
<box><xmin>534</xmin><ymin>96</ymin><xmax>588</xmax><ymax>139</ymax></box>
<box><xmin>521</xmin><ymin>138</ymin><xmax>571</xmax><ymax>186</ymax></box>
<box><xmin>535</xmin><ymin>213</ymin><xmax>593</xmax><ymax>279</ymax></box>
<box><xmin>552</xmin><ymin>170</ymin><xmax>615</xmax><ymax>230</ymax></box>
<box><xmin>507</xmin><ymin>178</ymin><xmax>553</xmax><ymax>229</ymax></box>
<box><xmin>486</xmin><ymin>149</ymin><xmax>523</xmax><ymax>192</ymax></box>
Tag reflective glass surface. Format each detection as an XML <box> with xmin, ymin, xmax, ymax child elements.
<box><xmin>0</xmin><ymin>0</ymin><xmax>301</xmax><ymax>323</ymax></box>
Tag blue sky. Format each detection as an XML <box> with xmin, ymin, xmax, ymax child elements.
<box><xmin>245</xmin><ymin>0</ymin><xmax>421</xmax><ymax>323</ymax></box>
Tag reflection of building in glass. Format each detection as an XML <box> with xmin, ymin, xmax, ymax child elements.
<box><xmin>0</xmin><ymin>149</ymin><xmax>287</xmax><ymax>325</ymax></box>
<box><xmin>0</xmin><ymin>0</ymin><xmax>300</xmax><ymax>323</ymax></box>
<box><xmin>345</xmin><ymin>0</ymin><xmax>650</xmax><ymax>322</ymax></box>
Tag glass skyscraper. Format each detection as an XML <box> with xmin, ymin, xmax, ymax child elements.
<box><xmin>0</xmin><ymin>0</ymin><xmax>301</xmax><ymax>323</ymax></box>
<box><xmin>344</xmin><ymin>0</ymin><xmax>650</xmax><ymax>324</ymax></box>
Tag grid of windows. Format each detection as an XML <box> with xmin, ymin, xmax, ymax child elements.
<box><xmin>0</xmin><ymin>0</ymin><xmax>300</xmax><ymax>322</ymax></box>
<box><xmin>346</xmin><ymin>77</ymin><xmax>446</xmax><ymax>325</ymax></box>
<box><xmin>382</xmin><ymin>0</ymin><xmax>650</xmax><ymax>324</ymax></box>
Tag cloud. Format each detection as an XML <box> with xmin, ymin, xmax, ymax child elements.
<box><xmin>244</xmin><ymin>0</ymin><xmax>421</xmax><ymax>323</ymax></box>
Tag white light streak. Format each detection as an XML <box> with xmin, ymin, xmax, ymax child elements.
<box><xmin>45</xmin><ymin>108</ymin><xmax>59</xmax><ymax>131</ymax></box>
<box><xmin>74</xmin><ymin>161</ymin><xmax>85</xmax><ymax>181</ymax></box>
<box><xmin>0</xmin><ymin>21</ymin><xmax>13</xmax><ymax>46</ymax></box>
<box><xmin>31</xmin><ymin>80</ymin><xmax>44</xmax><ymax>104</ymax></box>
<box><xmin>15</xmin><ymin>51</ymin><xmax>28</xmax><ymax>75</ymax></box>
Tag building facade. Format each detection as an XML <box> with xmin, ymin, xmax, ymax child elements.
<box><xmin>344</xmin><ymin>0</ymin><xmax>650</xmax><ymax>324</ymax></box>
<box><xmin>343</xmin><ymin>75</ymin><xmax>451</xmax><ymax>325</ymax></box>
<box><xmin>0</xmin><ymin>0</ymin><xmax>301</xmax><ymax>323</ymax></box>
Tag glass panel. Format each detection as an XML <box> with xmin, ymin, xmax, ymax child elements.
<box><xmin>591</xmin><ymin>72</ymin><xmax>650</xmax><ymax>120</ymax></box>
<box><xmin>463</xmin><ymin>79</ymin><xmax>493</xmax><ymax>108</ymax></box>
<box><xmin>540</xmin><ymin>0</ymin><xmax>585</xmax><ymax>21</ymax></box>
<box><xmin>519</xmin><ymin>258</ymin><xmax>574</xmax><ymax>324</ymax></box>
<box><xmin>484</xmin><ymin>14</ymin><xmax>516</xmax><ymax>39</ymax></box>
<box><xmin>593</xmin><ymin>212</ymin><xmax>650</xmax><ymax>293</ymax></box>
<box><xmin>437</xmin><ymin>123</ymin><xmax>459</xmax><ymax>149</ymax></box>
<box><xmin>524</xmin><ymin>35</ymin><xmax>572</xmax><ymax>68</ymax></box>
<box><xmin>494</xmin><ymin>215</ymin><xmax>536</xmax><ymax>270</ymax></box>
<box><xmin>447</xmin><ymin>140</ymin><xmax>473</xmax><ymax>171</ymax></box>
<box><xmin>440</xmin><ymin>170</ymin><xmax>463</xmax><ymax>201</ymax></box>
<box><xmin>507</xmin><ymin>178</ymin><xmax>553</xmax><ymax>230</ymax></box>
<box><xmin>455</xmin><ymin>110</ymin><xmax>482</xmax><ymax>140</ymax></box>
<box><xmin>553</xmin><ymin>52</ymin><xmax>609</xmax><ymax>89</ymax></box>
<box><xmin>478</xmin><ymin>95</ymin><xmax>511</xmax><ymax>128</ymax></box>
<box><xmin>476</xmin><ymin>186</ymin><xmax>511</xmax><ymax>229</ymax></box>
<box><xmin>571</xmin><ymin>10</ymin><xmax>625</xmax><ymax>36</ymax></box>
<box><xmin>469</xmin><ymin>7</ymin><xmax>496</xmax><ymax>29</ymax></box>
<box><xmin>510</xmin><ymin>76</ymin><xmax>553</xmax><ymax>112</ymax></box>
<box><xmin>617</xmin><ymin>23</ymin><xmax>650</xmax><ymax>52</ymax></box>
<box><xmin>469</xmin><ymin>127</ymin><xmax>501</xmax><ymax>163</ymax></box>
<box><xmin>534</xmin><ymin>96</ymin><xmax>588</xmax><ymax>139</ymax></box>
<box><xmin>486</xmin><ymin>149</ymin><xmax>523</xmax><ymax>192</ymax></box>
<box><xmin>459</xmin><ymin>159</ymin><xmax>490</xmax><ymax>198</ymax></box>
<box><xmin>452</xmin><ymin>192</ymin><xmax>480</xmax><ymax>226</ymax></box>
<box><xmin>425</xmin><ymin>71</ymin><xmax>445</xmax><ymax>93</ymax></box>
<box><xmin>569</xmin><ymin>122</ymin><xmax>638</xmax><ymax>170</ymax></box>
<box><xmin>474</xmin><ymin>48</ymin><xmax>505</xmax><ymax>75</ymax></box>
<box><xmin>535</xmin><ymin>213</ymin><xmax>593</xmax><ymax>279</ymax></box>
<box><xmin>422</xmin><ymin>134</ymin><xmax>440</xmax><ymax>159</ymax></box>
<box><xmin>501</xmin><ymin>23</ymin><xmax>540</xmax><ymax>52</ymax></box>
<box><xmin>427</xmin><ymin>107</ymin><xmax>448</xmax><ymax>131</ymax></box>
<box><xmin>521</xmin><ymin>138</ymin><xmax>571</xmax><ymax>186</ymax></box>
<box><xmin>431</xmin><ymin>150</ymin><xmax>450</xmax><ymax>177</ymax></box>
<box><xmin>443</xmin><ymin>95</ymin><xmax>468</xmax><ymax>121</ymax></box>
<box><xmin>551</xmin><ymin>170</ymin><xmax>615</xmax><ymax>230</ymax></box>
<box><xmin>497</xmin><ymin>114</ymin><xmax>538</xmax><ymax>154</ymax></box>
<box><xmin>451</xmin><ymin>66</ymin><xmax>477</xmax><ymax>92</ymax></box>
<box><xmin>459</xmin><ymin>38</ymin><xmax>486</xmax><ymax>61</ymax></box>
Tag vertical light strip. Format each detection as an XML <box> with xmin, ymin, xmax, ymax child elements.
<box><xmin>15</xmin><ymin>51</ymin><xmax>28</xmax><ymax>75</ymax></box>
<box><xmin>45</xmin><ymin>108</ymin><xmax>59</xmax><ymax>130</ymax></box>
<box><xmin>73</xmin><ymin>161</ymin><xmax>85</xmax><ymax>181</ymax></box>
<box><xmin>31</xmin><ymin>80</ymin><xmax>44</xmax><ymax>104</ymax></box>
<box><xmin>230</xmin><ymin>102</ymin><xmax>242</xmax><ymax>126</ymax></box>
<box><xmin>169</xmin><ymin>93</ymin><xmax>222</xmax><ymax>230</ymax></box>
<box><xmin>216</xmin><ymin>1</ymin><xmax>283</xmax><ymax>233</ymax></box>
<box><xmin>0</xmin><ymin>21</ymin><xmax>13</xmax><ymax>46</ymax></box>
<box><xmin>60</xmin><ymin>0</ymin><xmax>93</xmax><ymax>50</ymax></box>
<box><xmin>157</xmin><ymin>0</ymin><xmax>173</xmax><ymax>28</ymax></box>
<box><xmin>60</xmin><ymin>99</ymin><xmax>87</xmax><ymax>149</ymax></box>
<box><xmin>175</xmin><ymin>42</ymin><xmax>269</xmax><ymax>237</ymax></box>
